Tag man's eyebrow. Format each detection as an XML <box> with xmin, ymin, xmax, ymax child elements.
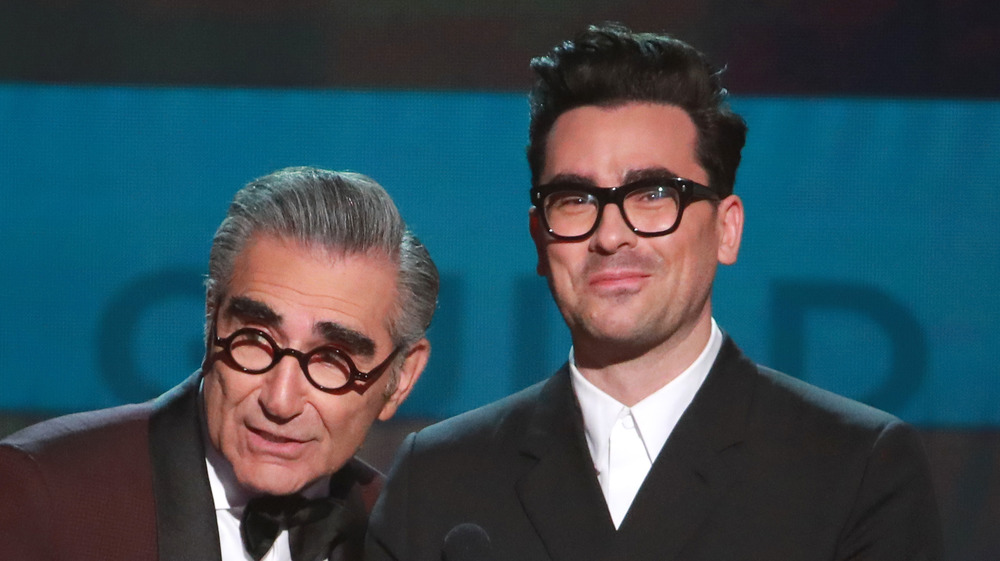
<box><xmin>224</xmin><ymin>296</ymin><xmax>281</xmax><ymax>326</ymax></box>
<box><xmin>316</xmin><ymin>322</ymin><xmax>377</xmax><ymax>358</ymax></box>
<box><xmin>622</xmin><ymin>167</ymin><xmax>682</xmax><ymax>183</ymax></box>
<box><xmin>541</xmin><ymin>168</ymin><xmax>682</xmax><ymax>187</ymax></box>
<box><xmin>539</xmin><ymin>173</ymin><xmax>595</xmax><ymax>186</ymax></box>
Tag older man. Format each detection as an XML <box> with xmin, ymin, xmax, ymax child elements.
<box><xmin>0</xmin><ymin>167</ymin><xmax>438</xmax><ymax>561</ymax></box>
<box><xmin>366</xmin><ymin>24</ymin><xmax>942</xmax><ymax>561</ymax></box>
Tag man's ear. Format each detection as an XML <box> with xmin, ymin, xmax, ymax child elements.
<box><xmin>529</xmin><ymin>208</ymin><xmax>550</xmax><ymax>277</ymax></box>
<box><xmin>377</xmin><ymin>338</ymin><xmax>430</xmax><ymax>421</ymax></box>
<box><xmin>716</xmin><ymin>194</ymin><xmax>744</xmax><ymax>266</ymax></box>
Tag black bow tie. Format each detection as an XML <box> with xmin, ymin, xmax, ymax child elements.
<box><xmin>240</xmin><ymin>494</ymin><xmax>354</xmax><ymax>561</ymax></box>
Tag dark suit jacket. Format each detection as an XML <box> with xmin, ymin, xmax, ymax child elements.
<box><xmin>366</xmin><ymin>336</ymin><xmax>942</xmax><ymax>561</ymax></box>
<box><xmin>0</xmin><ymin>372</ymin><xmax>381</xmax><ymax>561</ymax></box>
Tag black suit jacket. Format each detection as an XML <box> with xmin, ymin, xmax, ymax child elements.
<box><xmin>366</xmin><ymin>336</ymin><xmax>942</xmax><ymax>561</ymax></box>
<box><xmin>0</xmin><ymin>372</ymin><xmax>381</xmax><ymax>561</ymax></box>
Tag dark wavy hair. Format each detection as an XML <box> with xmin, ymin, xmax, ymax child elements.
<box><xmin>527</xmin><ymin>23</ymin><xmax>748</xmax><ymax>197</ymax></box>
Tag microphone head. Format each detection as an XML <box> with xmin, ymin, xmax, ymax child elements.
<box><xmin>441</xmin><ymin>523</ymin><xmax>494</xmax><ymax>561</ymax></box>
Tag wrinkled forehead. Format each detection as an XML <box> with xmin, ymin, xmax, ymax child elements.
<box><xmin>220</xmin><ymin>234</ymin><xmax>401</xmax><ymax>342</ymax></box>
<box><xmin>214</xmin><ymin>234</ymin><xmax>401</xmax><ymax>317</ymax></box>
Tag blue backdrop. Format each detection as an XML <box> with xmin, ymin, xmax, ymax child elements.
<box><xmin>1</xmin><ymin>84</ymin><xmax>997</xmax><ymax>426</ymax></box>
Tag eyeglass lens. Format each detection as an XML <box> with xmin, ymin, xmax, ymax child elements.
<box><xmin>227</xmin><ymin>330</ymin><xmax>355</xmax><ymax>389</ymax></box>
<box><xmin>542</xmin><ymin>184</ymin><xmax>682</xmax><ymax>238</ymax></box>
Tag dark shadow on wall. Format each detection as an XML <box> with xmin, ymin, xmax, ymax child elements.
<box><xmin>770</xmin><ymin>280</ymin><xmax>927</xmax><ymax>414</ymax></box>
<box><xmin>95</xmin><ymin>268</ymin><xmax>205</xmax><ymax>403</ymax></box>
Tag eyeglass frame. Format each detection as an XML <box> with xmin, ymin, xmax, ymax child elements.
<box><xmin>203</xmin><ymin>321</ymin><xmax>400</xmax><ymax>394</ymax></box>
<box><xmin>530</xmin><ymin>176</ymin><xmax>720</xmax><ymax>241</ymax></box>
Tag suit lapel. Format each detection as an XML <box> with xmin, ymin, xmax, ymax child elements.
<box><xmin>322</xmin><ymin>458</ymin><xmax>381</xmax><ymax>561</ymax></box>
<box><xmin>617</xmin><ymin>335</ymin><xmax>756</xmax><ymax>561</ymax></box>
<box><xmin>516</xmin><ymin>368</ymin><xmax>617</xmax><ymax>561</ymax></box>
<box><xmin>148</xmin><ymin>372</ymin><xmax>223</xmax><ymax>561</ymax></box>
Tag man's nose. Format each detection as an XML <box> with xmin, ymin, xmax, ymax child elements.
<box><xmin>257</xmin><ymin>355</ymin><xmax>308</xmax><ymax>421</ymax></box>
<box><xmin>589</xmin><ymin>203</ymin><xmax>638</xmax><ymax>253</ymax></box>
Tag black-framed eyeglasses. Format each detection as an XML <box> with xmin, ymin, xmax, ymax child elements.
<box><xmin>204</xmin><ymin>324</ymin><xmax>399</xmax><ymax>393</ymax></box>
<box><xmin>530</xmin><ymin>176</ymin><xmax>720</xmax><ymax>241</ymax></box>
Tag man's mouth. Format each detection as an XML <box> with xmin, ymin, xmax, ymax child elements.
<box><xmin>250</xmin><ymin>427</ymin><xmax>305</xmax><ymax>444</ymax></box>
<box><xmin>245</xmin><ymin>425</ymin><xmax>311</xmax><ymax>458</ymax></box>
<box><xmin>588</xmin><ymin>269</ymin><xmax>650</xmax><ymax>291</ymax></box>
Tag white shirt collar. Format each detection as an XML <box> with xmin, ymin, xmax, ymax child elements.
<box><xmin>570</xmin><ymin>319</ymin><xmax>723</xmax><ymax>477</ymax></box>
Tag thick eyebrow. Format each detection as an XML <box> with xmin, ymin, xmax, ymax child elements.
<box><xmin>224</xmin><ymin>295</ymin><xmax>376</xmax><ymax>357</ymax></box>
<box><xmin>316</xmin><ymin>322</ymin><xmax>376</xmax><ymax>358</ymax></box>
<box><xmin>224</xmin><ymin>296</ymin><xmax>281</xmax><ymax>326</ymax></box>
<box><xmin>622</xmin><ymin>167</ymin><xmax>683</xmax><ymax>184</ymax></box>
<box><xmin>540</xmin><ymin>172</ymin><xmax>595</xmax><ymax>187</ymax></box>
<box><xmin>541</xmin><ymin>167</ymin><xmax>682</xmax><ymax>187</ymax></box>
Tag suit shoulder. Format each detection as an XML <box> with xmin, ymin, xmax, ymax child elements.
<box><xmin>0</xmin><ymin>405</ymin><xmax>162</xmax><ymax>560</ymax></box>
<box><xmin>409</xmin><ymin>378</ymin><xmax>547</xmax><ymax>451</ymax></box>
<box><xmin>756</xmin><ymin>365</ymin><xmax>901</xmax><ymax>427</ymax></box>
<box><xmin>0</xmin><ymin>403</ymin><xmax>153</xmax><ymax>465</ymax></box>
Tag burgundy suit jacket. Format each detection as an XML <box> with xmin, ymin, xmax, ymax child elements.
<box><xmin>0</xmin><ymin>373</ymin><xmax>382</xmax><ymax>561</ymax></box>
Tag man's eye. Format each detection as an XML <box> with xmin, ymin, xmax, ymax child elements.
<box><xmin>311</xmin><ymin>348</ymin><xmax>344</xmax><ymax>365</ymax></box>
<box><xmin>550</xmin><ymin>192</ymin><xmax>593</xmax><ymax>209</ymax></box>
<box><xmin>230</xmin><ymin>330</ymin><xmax>271</xmax><ymax>348</ymax></box>
<box><xmin>628</xmin><ymin>187</ymin><xmax>677</xmax><ymax>207</ymax></box>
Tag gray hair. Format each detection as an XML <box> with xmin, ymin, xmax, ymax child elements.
<box><xmin>205</xmin><ymin>166</ymin><xmax>439</xmax><ymax>354</ymax></box>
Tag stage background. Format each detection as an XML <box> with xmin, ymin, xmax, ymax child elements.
<box><xmin>1</xmin><ymin>1</ymin><xmax>997</xmax><ymax>558</ymax></box>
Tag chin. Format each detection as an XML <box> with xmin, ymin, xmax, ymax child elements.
<box><xmin>581</xmin><ymin>317</ymin><xmax>645</xmax><ymax>341</ymax></box>
<box><xmin>235</xmin><ymin>463</ymin><xmax>316</xmax><ymax>496</ymax></box>
<box><xmin>582</xmin><ymin>320</ymin><xmax>664</xmax><ymax>350</ymax></box>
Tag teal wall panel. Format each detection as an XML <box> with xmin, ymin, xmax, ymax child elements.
<box><xmin>1</xmin><ymin>84</ymin><xmax>997</xmax><ymax>425</ymax></box>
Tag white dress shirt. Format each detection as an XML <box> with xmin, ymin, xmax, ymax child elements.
<box><xmin>570</xmin><ymin>319</ymin><xmax>723</xmax><ymax>528</ymax></box>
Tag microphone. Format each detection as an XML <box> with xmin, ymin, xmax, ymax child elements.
<box><xmin>441</xmin><ymin>523</ymin><xmax>496</xmax><ymax>561</ymax></box>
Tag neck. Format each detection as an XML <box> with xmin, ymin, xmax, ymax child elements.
<box><xmin>573</xmin><ymin>314</ymin><xmax>714</xmax><ymax>407</ymax></box>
